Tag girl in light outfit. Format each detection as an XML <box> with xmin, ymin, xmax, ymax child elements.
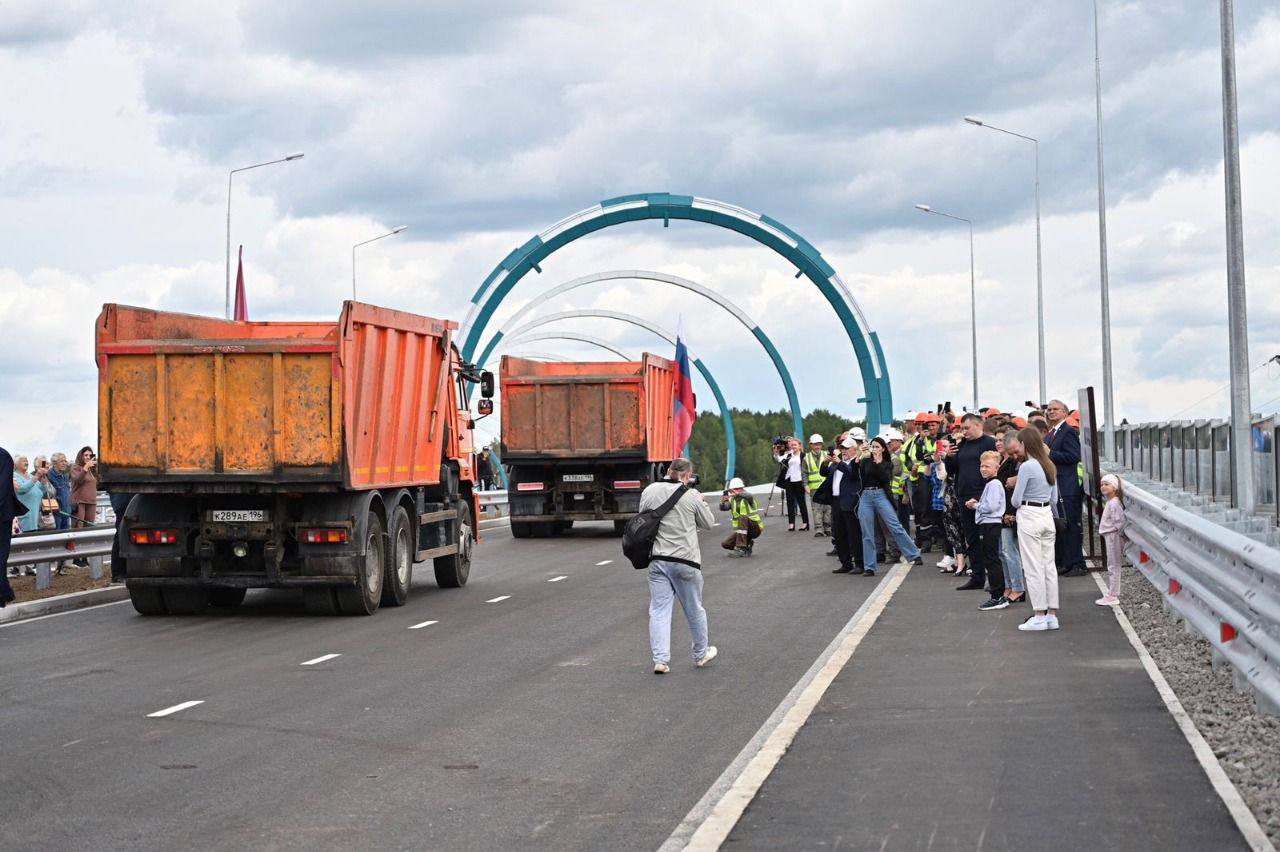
<box><xmin>1011</xmin><ymin>427</ymin><xmax>1059</xmax><ymax>632</ymax></box>
<box><xmin>1095</xmin><ymin>474</ymin><xmax>1127</xmax><ymax>606</ymax></box>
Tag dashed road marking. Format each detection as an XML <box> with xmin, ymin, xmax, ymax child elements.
<box><xmin>595</xmin><ymin>560</ymin><xmax>613</xmax><ymax>566</ymax></box>
<box><xmin>409</xmin><ymin>620</ymin><xmax>438</xmax><ymax>629</ymax></box>
<box><xmin>301</xmin><ymin>653</ymin><xmax>341</xmax><ymax>666</ymax></box>
<box><xmin>147</xmin><ymin>700</ymin><xmax>204</xmax><ymax>718</ymax></box>
<box><xmin>486</xmin><ymin>595</ymin><xmax>511</xmax><ymax>603</ymax></box>
<box><xmin>548</xmin><ymin>576</ymin><xmax>568</xmax><ymax>583</ymax></box>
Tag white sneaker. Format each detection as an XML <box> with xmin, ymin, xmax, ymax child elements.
<box><xmin>1018</xmin><ymin>615</ymin><xmax>1050</xmax><ymax>632</ymax></box>
<box><xmin>696</xmin><ymin>646</ymin><xmax>718</xmax><ymax>667</ymax></box>
<box><xmin>1044</xmin><ymin>615</ymin><xmax>1060</xmax><ymax>630</ymax></box>
<box><xmin>653</xmin><ymin>662</ymin><xmax>669</xmax><ymax>674</ymax></box>
<box><xmin>938</xmin><ymin>555</ymin><xmax>955</xmax><ymax>569</ymax></box>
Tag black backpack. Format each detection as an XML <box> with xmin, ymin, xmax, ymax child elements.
<box><xmin>622</xmin><ymin>484</ymin><xmax>689</xmax><ymax>569</ymax></box>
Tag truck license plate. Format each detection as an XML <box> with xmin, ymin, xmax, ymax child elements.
<box><xmin>211</xmin><ymin>510</ymin><xmax>267</xmax><ymax>523</ymax></box>
<box><xmin>562</xmin><ymin>474</ymin><xmax>594</xmax><ymax>482</ymax></box>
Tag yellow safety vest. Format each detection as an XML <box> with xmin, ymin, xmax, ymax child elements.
<box><xmin>905</xmin><ymin>435</ymin><xmax>936</xmax><ymax>482</ymax></box>
<box><xmin>731</xmin><ymin>493</ymin><xmax>763</xmax><ymax>529</ymax></box>
<box><xmin>890</xmin><ymin>448</ymin><xmax>907</xmax><ymax>497</ymax></box>
<box><xmin>802</xmin><ymin>451</ymin><xmax>825</xmax><ymax>491</ymax></box>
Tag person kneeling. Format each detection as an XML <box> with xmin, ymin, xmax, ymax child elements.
<box><xmin>720</xmin><ymin>478</ymin><xmax>763</xmax><ymax>557</ymax></box>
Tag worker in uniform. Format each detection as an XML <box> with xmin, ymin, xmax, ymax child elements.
<box><xmin>886</xmin><ymin>429</ymin><xmax>910</xmax><ymax>534</ymax></box>
<box><xmin>720</xmin><ymin>477</ymin><xmax>763</xmax><ymax>557</ymax></box>
<box><xmin>803</xmin><ymin>434</ymin><xmax>830</xmax><ymax>538</ymax></box>
<box><xmin>906</xmin><ymin>412</ymin><xmax>940</xmax><ymax>551</ymax></box>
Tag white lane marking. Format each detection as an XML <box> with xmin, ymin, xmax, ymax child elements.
<box><xmin>1091</xmin><ymin>574</ymin><xmax>1274</xmax><ymax>852</ymax></box>
<box><xmin>61</xmin><ymin>739</ymin><xmax>84</xmax><ymax>748</ymax></box>
<box><xmin>486</xmin><ymin>595</ymin><xmax>511</xmax><ymax>603</ymax></box>
<box><xmin>409</xmin><ymin>620</ymin><xmax>438</xmax><ymax>630</ymax></box>
<box><xmin>300</xmin><ymin>653</ymin><xmax>341</xmax><ymax>666</ymax></box>
<box><xmin>595</xmin><ymin>560</ymin><xmax>613</xmax><ymax>566</ymax></box>
<box><xmin>147</xmin><ymin>700</ymin><xmax>204</xmax><ymax>718</ymax></box>
<box><xmin>548</xmin><ymin>576</ymin><xmax>568</xmax><ymax>583</ymax></box>
<box><xmin>0</xmin><ymin>599</ymin><xmax>131</xmax><ymax>629</ymax></box>
<box><xmin>661</xmin><ymin>565</ymin><xmax>912</xmax><ymax>852</ymax></box>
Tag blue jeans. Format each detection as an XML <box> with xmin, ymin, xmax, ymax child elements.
<box><xmin>648</xmin><ymin>559</ymin><xmax>708</xmax><ymax>664</ymax></box>
<box><xmin>1000</xmin><ymin>525</ymin><xmax>1024</xmax><ymax>593</ymax></box>
<box><xmin>858</xmin><ymin>489</ymin><xmax>920</xmax><ymax>571</ymax></box>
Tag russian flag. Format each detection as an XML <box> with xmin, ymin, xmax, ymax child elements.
<box><xmin>673</xmin><ymin>317</ymin><xmax>696</xmax><ymax>455</ymax></box>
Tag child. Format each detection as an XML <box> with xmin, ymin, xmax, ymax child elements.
<box><xmin>967</xmin><ymin>451</ymin><xmax>1008</xmax><ymax>610</ymax></box>
<box><xmin>1096</xmin><ymin>473</ymin><xmax>1127</xmax><ymax>605</ymax></box>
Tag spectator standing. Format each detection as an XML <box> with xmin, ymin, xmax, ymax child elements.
<box><xmin>0</xmin><ymin>447</ymin><xmax>23</xmax><ymax>605</ymax></box>
<box><xmin>1012</xmin><ymin>427</ymin><xmax>1060</xmax><ymax>631</ymax></box>
<box><xmin>905</xmin><ymin>413</ymin><xmax>940</xmax><ymax>550</ymax></box>
<box><xmin>13</xmin><ymin>455</ymin><xmax>43</xmax><ymax>534</ymax></box>
<box><xmin>478</xmin><ymin>447</ymin><xmax>497</xmax><ymax>491</ymax></box>
<box><xmin>936</xmin><ymin>439</ymin><xmax>968</xmax><ymax>576</ymax></box>
<box><xmin>857</xmin><ymin>437</ymin><xmax>921</xmax><ymax>576</ymax></box>
<box><xmin>968</xmin><ymin>451</ymin><xmax>1008</xmax><ymax>610</ymax></box>
<box><xmin>1044</xmin><ymin>400</ymin><xmax>1085</xmax><ymax>576</ymax></box>
<box><xmin>945</xmin><ymin>414</ymin><xmax>996</xmax><ymax>591</ymax></box>
<box><xmin>639</xmin><ymin>458</ymin><xmax>717</xmax><ymax>673</ymax></box>
<box><xmin>47</xmin><ymin>453</ymin><xmax>72</xmax><ymax>530</ymax></box>
<box><xmin>33</xmin><ymin>456</ymin><xmax>57</xmax><ymax>530</ymax></box>
<box><xmin>774</xmin><ymin>437</ymin><xmax>810</xmax><ymax>532</ymax></box>
<box><xmin>803</xmin><ymin>435</ymin><xmax>831</xmax><ymax>537</ymax></box>
<box><xmin>829</xmin><ymin>432</ymin><xmax>865</xmax><ymax>575</ymax></box>
<box><xmin>71</xmin><ymin>447</ymin><xmax>99</xmax><ymax>529</ymax></box>
<box><xmin>1095</xmin><ymin>474</ymin><xmax>1127</xmax><ymax>606</ymax></box>
<box><xmin>997</xmin><ymin>429</ymin><xmax>1026</xmax><ymax>604</ymax></box>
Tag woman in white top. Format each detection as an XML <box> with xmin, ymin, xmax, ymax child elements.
<box><xmin>1010</xmin><ymin>427</ymin><xmax>1060</xmax><ymax>631</ymax></box>
<box><xmin>774</xmin><ymin>437</ymin><xmax>810</xmax><ymax>532</ymax></box>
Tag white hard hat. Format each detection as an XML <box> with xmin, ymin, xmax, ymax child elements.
<box><xmin>885</xmin><ymin>429</ymin><xmax>905</xmax><ymax>442</ymax></box>
<box><xmin>809</xmin><ymin>434</ymin><xmax>823</xmax><ymax>444</ymax></box>
<box><xmin>840</xmin><ymin>435</ymin><xmax>857</xmax><ymax>449</ymax></box>
<box><xmin>849</xmin><ymin>427</ymin><xmax>867</xmax><ymax>441</ymax></box>
<box><xmin>728</xmin><ymin>477</ymin><xmax>745</xmax><ymax>490</ymax></box>
<box><xmin>901</xmin><ymin>411</ymin><xmax>918</xmax><ymax>422</ymax></box>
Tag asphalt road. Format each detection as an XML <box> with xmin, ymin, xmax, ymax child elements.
<box><xmin>0</xmin><ymin>503</ymin><xmax>882</xmax><ymax>851</ymax></box>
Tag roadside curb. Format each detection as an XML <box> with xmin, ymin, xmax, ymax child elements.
<box><xmin>0</xmin><ymin>585</ymin><xmax>131</xmax><ymax>626</ymax></box>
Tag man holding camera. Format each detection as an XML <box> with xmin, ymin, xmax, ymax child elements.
<box><xmin>803</xmin><ymin>434</ymin><xmax>831</xmax><ymax>537</ymax></box>
<box><xmin>829</xmin><ymin>430</ymin><xmax>866</xmax><ymax>574</ymax></box>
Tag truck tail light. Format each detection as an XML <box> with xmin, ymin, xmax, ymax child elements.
<box><xmin>301</xmin><ymin>528</ymin><xmax>349</xmax><ymax>544</ymax></box>
<box><xmin>516</xmin><ymin>482</ymin><xmax>544</xmax><ymax>492</ymax></box>
<box><xmin>130</xmin><ymin>529</ymin><xmax>179</xmax><ymax>545</ymax></box>
<box><xmin>613</xmin><ymin>480</ymin><xmax>642</xmax><ymax>489</ymax></box>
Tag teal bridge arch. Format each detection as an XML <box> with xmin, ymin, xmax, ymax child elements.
<box><xmin>461</xmin><ymin>193</ymin><xmax>893</xmax><ymax>433</ymax></box>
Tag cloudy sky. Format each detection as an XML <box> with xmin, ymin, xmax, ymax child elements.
<box><xmin>3</xmin><ymin>1</ymin><xmax>1279</xmax><ymax>455</ymax></box>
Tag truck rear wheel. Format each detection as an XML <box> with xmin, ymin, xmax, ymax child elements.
<box><xmin>336</xmin><ymin>511</ymin><xmax>385</xmax><ymax>616</ymax></box>
<box><xmin>162</xmin><ymin>588</ymin><xmax>209</xmax><ymax>615</ymax></box>
<box><xmin>434</xmin><ymin>502</ymin><xmax>472</xmax><ymax>588</ymax></box>
<box><xmin>129</xmin><ymin>586</ymin><xmax>167</xmax><ymax>615</ymax></box>
<box><xmin>382</xmin><ymin>506</ymin><xmax>413</xmax><ymax>607</ymax></box>
<box><xmin>511</xmin><ymin>521</ymin><xmax>532</xmax><ymax>538</ymax></box>
<box><xmin>209</xmin><ymin>587</ymin><xmax>247</xmax><ymax>607</ymax></box>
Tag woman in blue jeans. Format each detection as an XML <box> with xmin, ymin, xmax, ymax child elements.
<box><xmin>858</xmin><ymin>437</ymin><xmax>921</xmax><ymax>575</ymax></box>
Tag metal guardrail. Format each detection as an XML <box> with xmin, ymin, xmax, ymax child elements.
<box><xmin>1113</xmin><ymin>468</ymin><xmax>1280</xmax><ymax>715</ymax></box>
<box><xmin>7</xmin><ymin>526</ymin><xmax>114</xmax><ymax>590</ymax></box>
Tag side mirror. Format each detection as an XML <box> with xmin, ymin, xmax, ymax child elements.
<box><xmin>480</xmin><ymin>371</ymin><xmax>495</xmax><ymax>399</ymax></box>
<box><xmin>477</xmin><ymin>399</ymin><xmax>494</xmax><ymax>416</ymax></box>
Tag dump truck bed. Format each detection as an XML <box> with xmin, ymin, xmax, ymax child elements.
<box><xmin>96</xmin><ymin>302</ymin><xmax>459</xmax><ymax>491</ymax></box>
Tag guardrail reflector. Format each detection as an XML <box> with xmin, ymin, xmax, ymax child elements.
<box><xmin>1169</xmin><ymin>579</ymin><xmax>1181</xmax><ymax>595</ymax></box>
<box><xmin>1139</xmin><ymin>550</ymin><xmax>1149</xmax><ymax>563</ymax></box>
<box><xmin>1221</xmin><ymin>622</ymin><xmax>1238</xmax><ymax>643</ymax></box>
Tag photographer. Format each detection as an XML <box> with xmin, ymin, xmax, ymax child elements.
<box><xmin>71</xmin><ymin>446</ymin><xmax>99</xmax><ymax>529</ymax></box>
<box><xmin>773</xmin><ymin>436</ymin><xmax>810</xmax><ymax>532</ymax></box>
<box><xmin>720</xmin><ymin>477</ymin><xmax>763</xmax><ymax>557</ymax></box>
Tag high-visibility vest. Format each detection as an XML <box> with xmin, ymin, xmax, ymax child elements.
<box><xmin>890</xmin><ymin>449</ymin><xmax>906</xmax><ymax>497</ymax></box>
<box><xmin>905</xmin><ymin>436</ymin><xmax>936</xmax><ymax>481</ymax></box>
<box><xmin>731</xmin><ymin>493</ymin><xmax>763</xmax><ymax>528</ymax></box>
<box><xmin>802</xmin><ymin>451</ymin><xmax>825</xmax><ymax>491</ymax></box>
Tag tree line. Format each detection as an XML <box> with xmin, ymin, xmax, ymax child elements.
<box><xmin>688</xmin><ymin>408</ymin><xmax>867</xmax><ymax>489</ymax></box>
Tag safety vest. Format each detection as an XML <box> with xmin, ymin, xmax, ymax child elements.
<box><xmin>890</xmin><ymin>448</ymin><xmax>907</xmax><ymax>497</ymax></box>
<box><xmin>905</xmin><ymin>435</ymin><xmax>936</xmax><ymax>481</ymax></box>
<box><xmin>731</xmin><ymin>493</ymin><xmax>763</xmax><ymax>528</ymax></box>
<box><xmin>802</xmin><ymin>451</ymin><xmax>825</xmax><ymax>491</ymax></box>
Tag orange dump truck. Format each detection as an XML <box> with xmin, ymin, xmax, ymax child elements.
<box><xmin>499</xmin><ymin>354</ymin><xmax>678</xmax><ymax>537</ymax></box>
<box><xmin>96</xmin><ymin>301</ymin><xmax>494</xmax><ymax>616</ymax></box>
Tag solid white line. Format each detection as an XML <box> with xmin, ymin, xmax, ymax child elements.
<box><xmin>661</xmin><ymin>565</ymin><xmax>912</xmax><ymax>852</ymax></box>
<box><xmin>595</xmin><ymin>560</ymin><xmax>613</xmax><ymax>566</ymax></box>
<box><xmin>548</xmin><ymin>576</ymin><xmax>568</xmax><ymax>583</ymax></box>
<box><xmin>1092</xmin><ymin>574</ymin><xmax>1275</xmax><ymax>852</ymax></box>
<box><xmin>408</xmin><ymin>620</ymin><xmax>438</xmax><ymax>630</ymax></box>
<box><xmin>147</xmin><ymin>700</ymin><xmax>204</xmax><ymax>718</ymax></box>
<box><xmin>300</xmin><ymin>653</ymin><xmax>341</xmax><ymax>666</ymax></box>
<box><xmin>486</xmin><ymin>595</ymin><xmax>511</xmax><ymax>603</ymax></box>
<box><xmin>0</xmin><ymin>598</ymin><xmax>131</xmax><ymax>629</ymax></box>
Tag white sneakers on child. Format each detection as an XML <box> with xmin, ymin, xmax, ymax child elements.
<box><xmin>938</xmin><ymin>555</ymin><xmax>955</xmax><ymax>570</ymax></box>
<box><xmin>1018</xmin><ymin>614</ymin><xmax>1061</xmax><ymax>631</ymax></box>
<box><xmin>1094</xmin><ymin>595</ymin><xmax>1119</xmax><ymax>606</ymax></box>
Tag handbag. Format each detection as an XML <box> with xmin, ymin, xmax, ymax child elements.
<box><xmin>40</xmin><ymin>496</ymin><xmax>60</xmax><ymax>514</ymax></box>
<box><xmin>1052</xmin><ymin>493</ymin><xmax>1068</xmax><ymax>535</ymax></box>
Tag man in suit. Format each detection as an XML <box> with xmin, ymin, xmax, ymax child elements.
<box><xmin>1045</xmin><ymin>399</ymin><xmax>1086</xmax><ymax>576</ymax></box>
<box><xmin>829</xmin><ymin>431</ymin><xmax>866</xmax><ymax>575</ymax></box>
<box><xmin>1</xmin><ymin>446</ymin><xmax>26</xmax><ymax>605</ymax></box>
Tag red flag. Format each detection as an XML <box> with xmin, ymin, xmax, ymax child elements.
<box><xmin>673</xmin><ymin>318</ymin><xmax>696</xmax><ymax>454</ymax></box>
<box><xmin>234</xmin><ymin>245</ymin><xmax>249</xmax><ymax>321</ymax></box>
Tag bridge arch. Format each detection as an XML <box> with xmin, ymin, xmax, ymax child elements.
<box><xmin>460</xmin><ymin>193</ymin><xmax>893</xmax><ymax>433</ymax></box>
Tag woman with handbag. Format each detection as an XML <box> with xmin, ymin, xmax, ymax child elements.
<box><xmin>1010</xmin><ymin>427</ymin><xmax>1060</xmax><ymax>632</ymax></box>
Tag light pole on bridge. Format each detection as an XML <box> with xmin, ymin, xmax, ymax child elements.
<box><xmin>915</xmin><ymin>204</ymin><xmax>978</xmax><ymax>412</ymax></box>
<box><xmin>352</xmin><ymin>226</ymin><xmax>407</xmax><ymax>300</ymax></box>
<box><xmin>225</xmin><ymin>153</ymin><xmax>304</xmax><ymax>319</ymax></box>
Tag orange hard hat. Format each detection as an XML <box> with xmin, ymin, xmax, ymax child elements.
<box><xmin>983</xmin><ymin>407</ymin><xmax>1001</xmax><ymax>416</ymax></box>
<box><xmin>1012</xmin><ymin>416</ymin><xmax>1028</xmax><ymax>429</ymax></box>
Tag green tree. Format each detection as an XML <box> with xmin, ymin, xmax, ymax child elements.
<box><xmin>687</xmin><ymin>408</ymin><xmax>867</xmax><ymax>488</ymax></box>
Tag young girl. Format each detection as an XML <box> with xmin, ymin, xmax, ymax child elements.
<box><xmin>1096</xmin><ymin>474</ymin><xmax>1127</xmax><ymax>606</ymax></box>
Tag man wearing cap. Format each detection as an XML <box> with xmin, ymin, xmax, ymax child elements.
<box><xmin>803</xmin><ymin>434</ymin><xmax>831</xmax><ymax>537</ymax></box>
<box><xmin>829</xmin><ymin>430</ymin><xmax>866</xmax><ymax>574</ymax></box>
<box><xmin>720</xmin><ymin>477</ymin><xmax>763</xmax><ymax>557</ymax></box>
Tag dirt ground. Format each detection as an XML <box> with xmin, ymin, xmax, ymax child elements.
<box><xmin>7</xmin><ymin>562</ymin><xmax>114</xmax><ymax>604</ymax></box>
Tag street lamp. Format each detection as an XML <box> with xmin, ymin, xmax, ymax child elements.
<box><xmin>964</xmin><ymin>115</ymin><xmax>1045</xmax><ymax>404</ymax></box>
<box><xmin>916</xmin><ymin>203</ymin><xmax>978</xmax><ymax>411</ymax></box>
<box><xmin>352</xmin><ymin>226</ymin><xmax>407</xmax><ymax>300</ymax></box>
<box><xmin>1093</xmin><ymin>0</ymin><xmax>1116</xmax><ymax>463</ymax></box>
<box><xmin>226</xmin><ymin>153</ymin><xmax>304</xmax><ymax>319</ymax></box>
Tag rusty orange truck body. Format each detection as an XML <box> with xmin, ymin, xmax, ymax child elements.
<box><xmin>499</xmin><ymin>354</ymin><xmax>678</xmax><ymax>537</ymax></box>
<box><xmin>96</xmin><ymin>301</ymin><xmax>491</xmax><ymax>616</ymax></box>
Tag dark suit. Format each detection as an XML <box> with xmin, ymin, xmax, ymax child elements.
<box><xmin>1046</xmin><ymin>423</ymin><xmax>1085</xmax><ymax>572</ymax></box>
<box><xmin>829</xmin><ymin>458</ymin><xmax>864</xmax><ymax>572</ymax></box>
<box><xmin>1</xmin><ymin>447</ymin><xmax>27</xmax><ymax>603</ymax></box>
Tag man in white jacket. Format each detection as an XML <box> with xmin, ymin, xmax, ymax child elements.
<box><xmin>638</xmin><ymin>458</ymin><xmax>718</xmax><ymax>674</ymax></box>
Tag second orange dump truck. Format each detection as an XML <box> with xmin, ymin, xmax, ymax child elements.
<box><xmin>96</xmin><ymin>301</ymin><xmax>494</xmax><ymax>616</ymax></box>
<box><xmin>499</xmin><ymin>354</ymin><xmax>678</xmax><ymax>537</ymax></box>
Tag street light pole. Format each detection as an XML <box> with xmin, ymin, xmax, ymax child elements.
<box><xmin>225</xmin><ymin>153</ymin><xmax>304</xmax><ymax>319</ymax></box>
<box><xmin>352</xmin><ymin>226</ymin><xmax>407</xmax><ymax>300</ymax></box>
<box><xmin>1219</xmin><ymin>0</ymin><xmax>1254</xmax><ymax>511</ymax></box>
<box><xmin>964</xmin><ymin>116</ymin><xmax>1045</xmax><ymax>403</ymax></box>
<box><xmin>916</xmin><ymin>204</ymin><xmax>978</xmax><ymax>410</ymax></box>
<box><xmin>1094</xmin><ymin>0</ymin><xmax>1116</xmax><ymax>462</ymax></box>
